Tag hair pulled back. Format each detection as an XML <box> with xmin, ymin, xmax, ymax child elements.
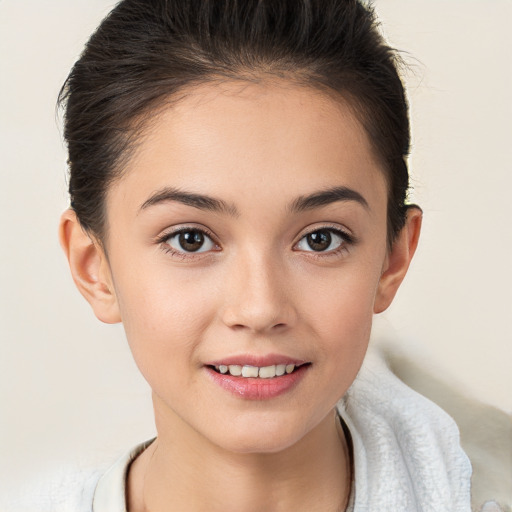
<box><xmin>59</xmin><ymin>0</ymin><xmax>410</xmax><ymax>244</ymax></box>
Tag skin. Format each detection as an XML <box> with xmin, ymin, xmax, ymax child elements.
<box><xmin>60</xmin><ymin>80</ymin><xmax>422</xmax><ymax>511</ymax></box>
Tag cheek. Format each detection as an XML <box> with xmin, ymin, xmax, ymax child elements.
<box><xmin>111</xmin><ymin>260</ymin><xmax>218</xmax><ymax>381</ymax></box>
<box><xmin>299</xmin><ymin>258</ymin><xmax>382</xmax><ymax>362</ymax></box>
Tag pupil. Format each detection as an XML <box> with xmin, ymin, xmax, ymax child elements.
<box><xmin>307</xmin><ymin>230</ymin><xmax>331</xmax><ymax>251</ymax></box>
<box><xmin>179</xmin><ymin>231</ymin><xmax>204</xmax><ymax>252</ymax></box>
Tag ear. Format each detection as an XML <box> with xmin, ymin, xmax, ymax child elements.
<box><xmin>59</xmin><ymin>209</ymin><xmax>121</xmax><ymax>324</ymax></box>
<box><xmin>374</xmin><ymin>206</ymin><xmax>422</xmax><ymax>314</ymax></box>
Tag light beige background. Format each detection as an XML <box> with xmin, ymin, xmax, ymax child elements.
<box><xmin>1</xmin><ymin>0</ymin><xmax>511</xmax><ymax>489</ymax></box>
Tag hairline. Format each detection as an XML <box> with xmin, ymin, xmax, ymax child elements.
<box><xmin>83</xmin><ymin>72</ymin><xmax>396</xmax><ymax>248</ymax></box>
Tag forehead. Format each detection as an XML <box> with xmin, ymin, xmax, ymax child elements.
<box><xmin>109</xmin><ymin>79</ymin><xmax>387</xmax><ymax>218</ymax></box>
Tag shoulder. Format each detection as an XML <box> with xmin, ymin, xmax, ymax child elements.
<box><xmin>0</xmin><ymin>465</ymin><xmax>102</xmax><ymax>512</ymax></box>
<box><xmin>1</xmin><ymin>439</ymin><xmax>155</xmax><ymax>512</ymax></box>
<box><xmin>342</xmin><ymin>349</ymin><xmax>470</xmax><ymax>457</ymax></box>
<box><xmin>339</xmin><ymin>349</ymin><xmax>510</xmax><ymax>512</ymax></box>
<box><xmin>338</xmin><ymin>351</ymin><xmax>473</xmax><ymax>511</ymax></box>
<box><xmin>382</xmin><ymin>345</ymin><xmax>512</xmax><ymax>512</ymax></box>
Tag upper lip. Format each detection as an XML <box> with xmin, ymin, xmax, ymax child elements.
<box><xmin>205</xmin><ymin>354</ymin><xmax>308</xmax><ymax>367</ymax></box>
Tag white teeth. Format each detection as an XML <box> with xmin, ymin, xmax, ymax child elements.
<box><xmin>215</xmin><ymin>363</ymin><xmax>300</xmax><ymax>378</ymax></box>
<box><xmin>258</xmin><ymin>365</ymin><xmax>276</xmax><ymax>379</ymax></box>
<box><xmin>228</xmin><ymin>365</ymin><xmax>242</xmax><ymax>376</ymax></box>
<box><xmin>241</xmin><ymin>365</ymin><xmax>259</xmax><ymax>378</ymax></box>
<box><xmin>275</xmin><ymin>364</ymin><xmax>286</xmax><ymax>376</ymax></box>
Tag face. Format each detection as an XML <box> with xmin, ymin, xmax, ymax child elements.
<box><xmin>100</xmin><ymin>80</ymin><xmax>391</xmax><ymax>454</ymax></box>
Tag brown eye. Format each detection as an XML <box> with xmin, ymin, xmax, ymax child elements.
<box><xmin>166</xmin><ymin>229</ymin><xmax>215</xmax><ymax>253</ymax></box>
<box><xmin>296</xmin><ymin>228</ymin><xmax>347</xmax><ymax>253</ymax></box>
<box><xmin>306</xmin><ymin>230</ymin><xmax>332</xmax><ymax>251</ymax></box>
<box><xmin>179</xmin><ymin>231</ymin><xmax>204</xmax><ymax>251</ymax></box>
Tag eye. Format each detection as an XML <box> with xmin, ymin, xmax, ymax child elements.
<box><xmin>164</xmin><ymin>229</ymin><xmax>216</xmax><ymax>253</ymax></box>
<box><xmin>296</xmin><ymin>228</ymin><xmax>348</xmax><ymax>252</ymax></box>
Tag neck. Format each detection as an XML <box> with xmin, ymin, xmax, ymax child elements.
<box><xmin>128</xmin><ymin>400</ymin><xmax>351</xmax><ymax>512</ymax></box>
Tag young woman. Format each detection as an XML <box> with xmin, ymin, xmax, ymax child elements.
<box><xmin>55</xmin><ymin>0</ymin><xmax>480</xmax><ymax>510</ymax></box>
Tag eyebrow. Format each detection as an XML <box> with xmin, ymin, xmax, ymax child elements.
<box><xmin>139</xmin><ymin>187</ymin><xmax>240</xmax><ymax>216</ymax></box>
<box><xmin>288</xmin><ymin>186</ymin><xmax>369</xmax><ymax>212</ymax></box>
<box><xmin>139</xmin><ymin>185</ymin><xmax>368</xmax><ymax>216</ymax></box>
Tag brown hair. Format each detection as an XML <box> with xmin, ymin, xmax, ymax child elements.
<box><xmin>58</xmin><ymin>0</ymin><xmax>410</xmax><ymax>245</ymax></box>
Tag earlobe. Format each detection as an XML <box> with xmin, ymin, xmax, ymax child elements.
<box><xmin>59</xmin><ymin>209</ymin><xmax>121</xmax><ymax>324</ymax></box>
<box><xmin>374</xmin><ymin>206</ymin><xmax>422</xmax><ymax>314</ymax></box>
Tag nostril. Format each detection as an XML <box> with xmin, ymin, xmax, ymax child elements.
<box><xmin>226</xmin><ymin>321</ymin><xmax>289</xmax><ymax>332</ymax></box>
<box><xmin>220</xmin><ymin>295</ymin><xmax>296</xmax><ymax>332</ymax></box>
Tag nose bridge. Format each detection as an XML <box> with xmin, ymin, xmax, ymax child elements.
<box><xmin>221</xmin><ymin>245</ymin><xmax>294</xmax><ymax>332</ymax></box>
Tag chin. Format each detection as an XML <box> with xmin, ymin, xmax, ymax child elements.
<box><xmin>217</xmin><ymin>435</ymin><xmax>300</xmax><ymax>455</ymax></box>
<box><xmin>206</xmin><ymin>414</ymin><xmax>312</xmax><ymax>455</ymax></box>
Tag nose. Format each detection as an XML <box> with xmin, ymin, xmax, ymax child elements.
<box><xmin>220</xmin><ymin>250</ymin><xmax>297</xmax><ymax>334</ymax></box>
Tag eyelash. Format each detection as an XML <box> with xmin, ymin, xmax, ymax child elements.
<box><xmin>155</xmin><ymin>226</ymin><xmax>220</xmax><ymax>259</ymax></box>
<box><xmin>295</xmin><ymin>225</ymin><xmax>355</xmax><ymax>259</ymax></box>
<box><xmin>155</xmin><ymin>224</ymin><xmax>355</xmax><ymax>259</ymax></box>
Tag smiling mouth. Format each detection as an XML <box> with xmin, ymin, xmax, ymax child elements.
<box><xmin>208</xmin><ymin>363</ymin><xmax>310</xmax><ymax>379</ymax></box>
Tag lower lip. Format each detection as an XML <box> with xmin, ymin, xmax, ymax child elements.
<box><xmin>205</xmin><ymin>365</ymin><xmax>309</xmax><ymax>400</ymax></box>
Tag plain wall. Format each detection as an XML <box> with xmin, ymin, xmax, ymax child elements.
<box><xmin>1</xmin><ymin>0</ymin><xmax>511</xmax><ymax>489</ymax></box>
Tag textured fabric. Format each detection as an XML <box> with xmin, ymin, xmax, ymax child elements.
<box><xmin>93</xmin><ymin>439</ymin><xmax>154</xmax><ymax>512</ymax></box>
<box><xmin>337</xmin><ymin>352</ymin><xmax>473</xmax><ymax>512</ymax></box>
<box><xmin>0</xmin><ymin>466</ymin><xmax>101</xmax><ymax>512</ymax></box>
<box><xmin>381</xmin><ymin>345</ymin><xmax>512</xmax><ymax>511</ymax></box>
